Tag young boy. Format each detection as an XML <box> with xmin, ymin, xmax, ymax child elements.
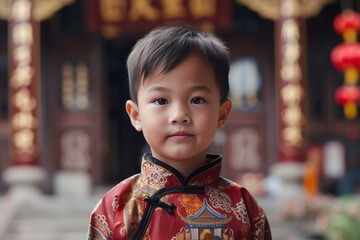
<box><xmin>87</xmin><ymin>24</ymin><xmax>272</xmax><ymax>240</ymax></box>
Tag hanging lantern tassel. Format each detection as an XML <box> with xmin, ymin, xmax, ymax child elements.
<box><xmin>344</xmin><ymin>67</ymin><xmax>359</xmax><ymax>119</ymax></box>
<box><xmin>344</xmin><ymin>102</ymin><xmax>357</xmax><ymax>118</ymax></box>
<box><xmin>344</xmin><ymin>67</ymin><xmax>359</xmax><ymax>84</ymax></box>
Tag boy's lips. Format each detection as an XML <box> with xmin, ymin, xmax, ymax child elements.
<box><xmin>168</xmin><ymin>131</ymin><xmax>193</xmax><ymax>139</ymax></box>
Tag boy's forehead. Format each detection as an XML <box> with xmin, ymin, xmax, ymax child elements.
<box><xmin>140</xmin><ymin>56</ymin><xmax>218</xmax><ymax>89</ymax></box>
<box><xmin>143</xmin><ymin>53</ymin><xmax>209</xmax><ymax>76</ymax></box>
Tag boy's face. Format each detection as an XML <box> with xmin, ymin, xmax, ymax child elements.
<box><xmin>126</xmin><ymin>54</ymin><xmax>232</xmax><ymax>172</ymax></box>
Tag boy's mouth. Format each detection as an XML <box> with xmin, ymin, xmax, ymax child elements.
<box><xmin>168</xmin><ymin>131</ymin><xmax>193</xmax><ymax>139</ymax></box>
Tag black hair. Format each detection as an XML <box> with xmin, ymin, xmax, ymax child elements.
<box><xmin>127</xmin><ymin>24</ymin><xmax>230</xmax><ymax>103</ymax></box>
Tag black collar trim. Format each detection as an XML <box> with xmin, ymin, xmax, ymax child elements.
<box><xmin>142</xmin><ymin>152</ymin><xmax>222</xmax><ymax>185</ymax></box>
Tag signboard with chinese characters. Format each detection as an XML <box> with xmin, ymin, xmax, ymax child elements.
<box><xmin>84</xmin><ymin>0</ymin><xmax>231</xmax><ymax>35</ymax></box>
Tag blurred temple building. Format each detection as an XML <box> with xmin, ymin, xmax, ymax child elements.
<box><xmin>0</xmin><ymin>0</ymin><xmax>360</xmax><ymax>239</ymax></box>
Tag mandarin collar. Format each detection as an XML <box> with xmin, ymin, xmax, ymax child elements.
<box><xmin>140</xmin><ymin>153</ymin><xmax>222</xmax><ymax>188</ymax></box>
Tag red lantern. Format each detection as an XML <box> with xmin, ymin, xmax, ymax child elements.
<box><xmin>333</xmin><ymin>11</ymin><xmax>360</xmax><ymax>35</ymax></box>
<box><xmin>330</xmin><ymin>43</ymin><xmax>360</xmax><ymax>71</ymax></box>
<box><xmin>334</xmin><ymin>85</ymin><xmax>360</xmax><ymax>105</ymax></box>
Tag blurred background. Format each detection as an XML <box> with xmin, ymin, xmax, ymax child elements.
<box><xmin>0</xmin><ymin>0</ymin><xmax>360</xmax><ymax>239</ymax></box>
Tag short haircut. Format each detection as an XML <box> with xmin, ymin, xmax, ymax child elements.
<box><xmin>127</xmin><ymin>24</ymin><xmax>230</xmax><ymax>103</ymax></box>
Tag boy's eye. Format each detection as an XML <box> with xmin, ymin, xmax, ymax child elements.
<box><xmin>155</xmin><ymin>98</ymin><xmax>168</xmax><ymax>105</ymax></box>
<box><xmin>190</xmin><ymin>97</ymin><xmax>205</xmax><ymax>104</ymax></box>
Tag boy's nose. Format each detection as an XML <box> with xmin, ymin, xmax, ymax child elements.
<box><xmin>170</xmin><ymin>103</ymin><xmax>190</xmax><ymax>124</ymax></box>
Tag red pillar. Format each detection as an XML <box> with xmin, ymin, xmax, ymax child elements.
<box><xmin>272</xmin><ymin>0</ymin><xmax>307</xmax><ymax>215</ymax></box>
<box><xmin>4</xmin><ymin>0</ymin><xmax>45</xmax><ymax>197</ymax></box>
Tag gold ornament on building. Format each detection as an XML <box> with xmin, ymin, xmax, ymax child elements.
<box><xmin>0</xmin><ymin>0</ymin><xmax>75</xmax><ymax>21</ymax></box>
<box><xmin>236</xmin><ymin>0</ymin><xmax>333</xmax><ymax>20</ymax></box>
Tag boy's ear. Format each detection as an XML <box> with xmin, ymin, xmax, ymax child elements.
<box><xmin>218</xmin><ymin>99</ymin><xmax>232</xmax><ymax>128</ymax></box>
<box><xmin>125</xmin><ymin>100</ymin><xmax>142</xmax><ymax>131</ymax></box>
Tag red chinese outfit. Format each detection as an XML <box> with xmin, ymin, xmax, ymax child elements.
<box><xmin>87</xmin><ymin>153</ymin><xmax>272</xmax><ymax>240</ymax></box>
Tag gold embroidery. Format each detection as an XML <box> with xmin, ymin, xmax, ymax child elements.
<box><xmin>92</xmin><ymin>214</ymin><xmax>113</xmax><ymax>238</ymax></box>
<box><xmin>112</xmin><ymin>196</ymin><xmax>119</xmax><ymax>211</ymax></box>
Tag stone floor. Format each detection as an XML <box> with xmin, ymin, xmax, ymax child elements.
<box><xmin>0</xmin><ymin>195</ymin><xmax>99</xmax><ymax>240</ymax></box>
<box><xmin>258</xmin><ymin>197</ymin><xmax>313</xmax><ymax>240</ymax></box>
